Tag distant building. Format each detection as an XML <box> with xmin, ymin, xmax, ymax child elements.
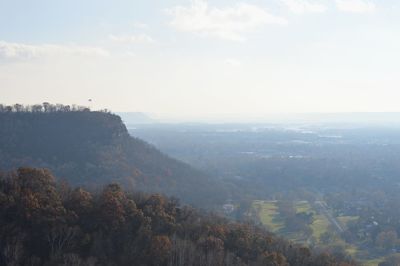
<box><xmin>223</xmin><ymin>204</ymin><xmax>235</xmax><ymax>214</ymax></box>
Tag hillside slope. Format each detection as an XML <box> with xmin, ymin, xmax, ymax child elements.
<box><xmin>0</xmin><ymin>167</ymin><xmax>356</xmax><ymax>266</ymax></box>
<box><xmin>0</xmin><ymin>109</ymin><xmax>227</xmax><ymax>206</ymax></box>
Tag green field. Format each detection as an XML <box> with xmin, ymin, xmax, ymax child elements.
<box><xmin>338</xmin><ymin>216</ymin><xmax>359</xmax><ymax>228</ymax></box>
<box><xmin>253</xmin><ymin>201</ymin><xmax>389</xmax><ymax>265</ymax></box>
<box><xmin>252</xmin><ymin>200</ymin><xmax>284</xmax><ymax>232</ymax></box>
<box><xmin>294</xmin><ymin>201</ymin><xmax>331</xmax><ymax>241</ymax></box>
<box><xmin>310</xmin><ymin>214</ymin><xmax>330</xmax><ymax>240</ymax></box>
<box><xmin>295</xmin><ymin>201</ymin><xmax>312</xmax><ymax>213</ymax></box>
<box><xmin>253</xmin><ymin>200</ymin><xmax>331</xmax><ymax>243</ymax></box>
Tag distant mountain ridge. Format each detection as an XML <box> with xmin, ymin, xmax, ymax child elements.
<box><xmin>0</xmin><ymin>107</ymin><xmax>226</xmax><ymax>206</ymax></box>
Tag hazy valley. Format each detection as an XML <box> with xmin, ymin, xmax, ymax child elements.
<box><xmin>130</xmin><ymin>121</ymin><xmax>400</xmax><ymax>265</ymax></box>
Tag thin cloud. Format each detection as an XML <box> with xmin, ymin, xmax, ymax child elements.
<box><xmin>335</xmin><ymin>0</ymin><xmax>375</xmax><ymax>13</ymax></box>
<box><xmin>109</xmin><ymin>34</ymin><xmax>155</xmax><ymax>44</ymax></box>
<box><xmin>280</xmin><ymin>0</ymin><xmax>327</xmax><ymax>14</ymax></box>
<box><xmin>0</xmin><ymin>41</ymin><xmax>109</xmax><ymax>61</ymax></box>
<box><xmin>132</xmin><ymin>22</ymin><xmax>149</xmax><ymax>29</ymax></box>
<box><xmin>225</xmin><ymin>58</ymin><xmax>242</xmax><ymax>67</ymax></box>
<box><xmin>166</xmin><ymin>0</ymin><xmax>287</xmax><ymax>41</ymax></box>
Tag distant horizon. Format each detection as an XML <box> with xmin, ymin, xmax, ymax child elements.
<box><xmin>5</xmin><ymin>102</ymin><xmax>400</xmax><ymax>124</ymax></box>
<box><xmin>117</xmin><ymin>110</ymin><xmax>400</xmax><ymax>125</ymax></box>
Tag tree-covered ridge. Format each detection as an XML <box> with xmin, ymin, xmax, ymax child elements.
<box><xmin>0</xmin><ymin>102</ymin><xmax>103</xmax><ymax>113</ymax></box>
<box><xmin>0</xmin><ymin>168</ymin><xmax>356</xmax><ymax>266</ymax></box>
<box><xmin>0</xmin><ymin>104</ymin><xmax>227</xmax><ymax>206</ymax></box>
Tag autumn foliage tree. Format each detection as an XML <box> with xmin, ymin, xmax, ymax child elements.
<box><xmin>0</xmin><ymin>168</ymin><xmax>357</xmax><ymax>266</ymax></box>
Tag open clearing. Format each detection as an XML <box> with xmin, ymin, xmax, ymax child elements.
<box><xmin>338</xmin><ymin>216</ymin><xmax>359</xmax><ymax>228</ymax></box>
<box><xmin>253</xmin><ymin>201</ymin><xmax>384</xmax><ymax>265</ymax></box>
<box><xmin>252</xmin><ymin>200</ymin><xmax>284</xmax><ymax>232</ymax></box>
<box><xmin>253</xmin><ymin>200</ymin><xmax>331</xmax><ymax>243</ymax></box>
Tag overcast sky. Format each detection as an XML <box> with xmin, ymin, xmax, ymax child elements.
<box><xmin>1</xmin><ymin>0</ymin><xmax>399</xmax><ymax>119</ymax></box>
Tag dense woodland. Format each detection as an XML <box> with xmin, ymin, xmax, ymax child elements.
<box><xmin>0</xmin><ymin>103</ymin><xmax>227</xmax><ymax>207</ymax></box>
<box><xmin>0</xmin><ymin>167</ymin><xmax>356</xmax><ymax>266</ymax></box>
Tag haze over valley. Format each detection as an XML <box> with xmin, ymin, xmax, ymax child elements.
<box><xmin>2</xmin><ymin>0</ymin><xmax>400</xmax><ymax>265</ymax></box>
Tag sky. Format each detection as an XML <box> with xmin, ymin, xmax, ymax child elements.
<box><xmin>1</xmin><ymin>0</ymin><xmax>400</xmax><ymax>119</ymax></box>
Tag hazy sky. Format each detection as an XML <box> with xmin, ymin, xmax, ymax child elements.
<box><xmin>1</xmin><ymin>0</ymin><xmax>400</xmax><ymax>118</ymax></box>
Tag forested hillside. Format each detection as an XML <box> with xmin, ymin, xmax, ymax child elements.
<box><xmin>0</xmin><ymin>104</ymin><xmax>227</xmax><ymax>206</ymax></box>
<box><xmin>0</xmin><ymin>167</ymin><xmax>356</xmax><ymax>266</ymax></box>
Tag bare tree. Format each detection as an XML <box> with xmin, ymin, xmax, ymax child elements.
<box><xmin>13</xmin><ymin>104</ymin><xmax>23</xmax><ymax>112</ymax></box>
<box><xmin>31</xmin><ymin>104</ymin><xmax>43</xmax><ymax>112</ymax></box>
<box><xmin>46</xmin><ymin>226</ymin><xmax>78</xmax><ymax>257</ymax></box>
<box><xmin>43</xmin><ymin>102</ymin><xmax>50</xmax><ymax>112</ymax></box>
<box><xmin>3</xmin><ymin>235</ymin><xmax>24</xmax><ymax>266</ymax></box>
